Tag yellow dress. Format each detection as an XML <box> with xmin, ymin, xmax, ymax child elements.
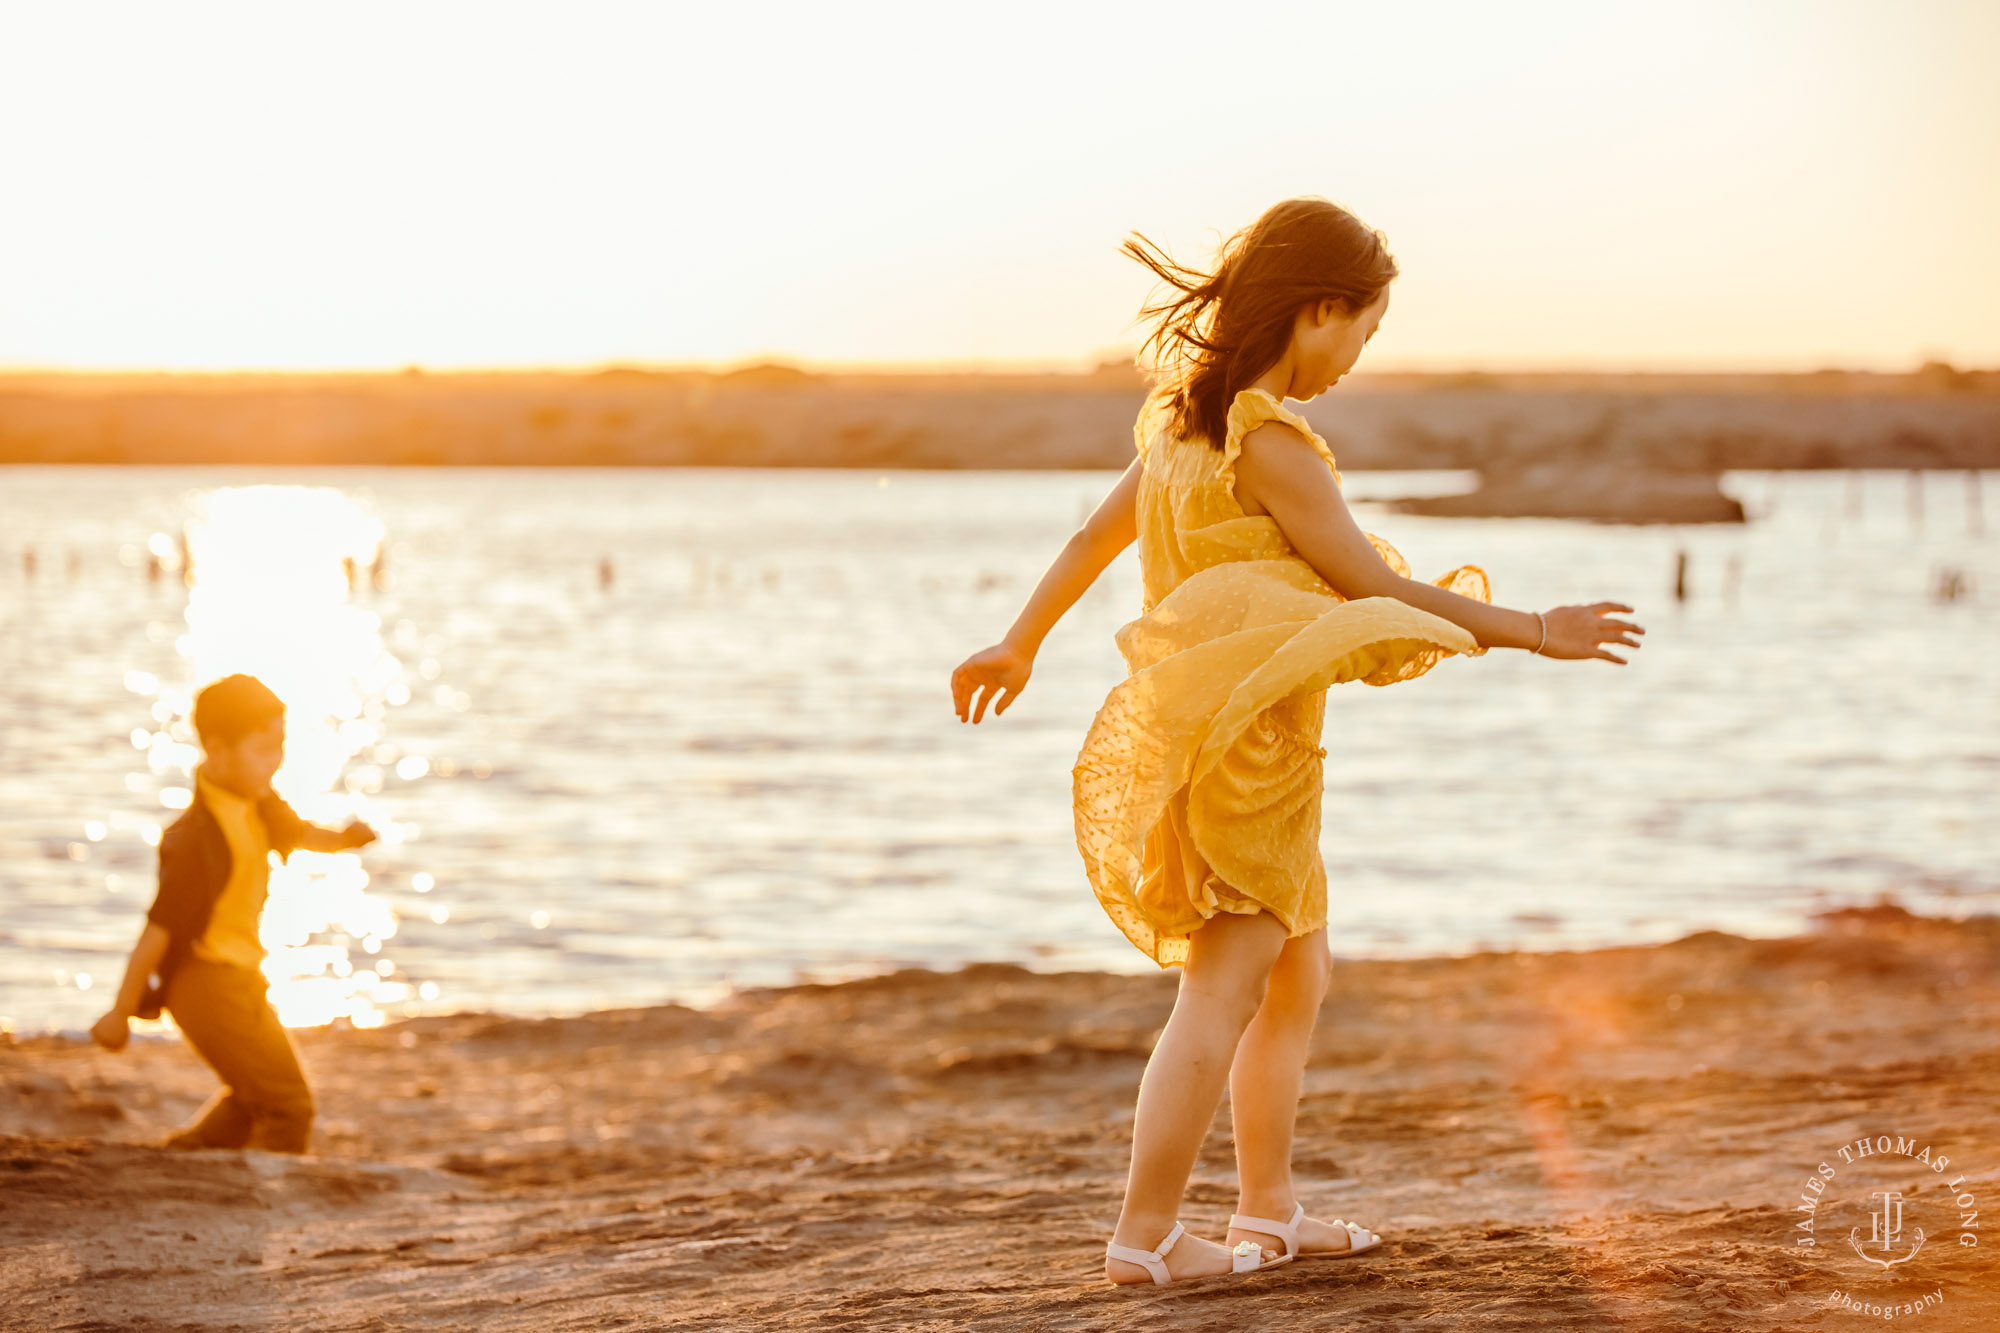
<box><xmin>1072</xmin><ymin>387</ymin><xmax>1491</xmax><ymax>966</ymax></box>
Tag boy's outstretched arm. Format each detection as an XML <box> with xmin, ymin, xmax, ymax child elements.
<box><xmin>295</xmin><ymin>820</ymin><xmax>378</xmax><ymax>854</ymax></box>
<box><xmin>92</xmin><ymin>922</ymin><xmax>170</xmax><ymax>1052</ymax></box>
<box><xmin>261</xmin><ymin>793</ymin><xmax>378</xmax><ymax>855</ymax></box>
<box><xmin>952</xmin><ymin>458</ymin><xmax>1142</xmax><ymax>723</ymax></box>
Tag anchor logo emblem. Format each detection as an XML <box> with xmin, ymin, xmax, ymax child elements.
<box><xmin>1849</xmin><ymin>1190</ymin><xmax>1926</xmax><ymax>1269</ymax></box>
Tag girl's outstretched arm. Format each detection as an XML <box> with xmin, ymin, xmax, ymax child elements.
<box><xmin>1233</xmin><ymin>423</ymin><xmax>1645</xmax><ymax>662</ymax></box>
<box><xmin>952</xmin><ymin>458</ymin><xmax>1143</xmax><ymax>722</ymax></box>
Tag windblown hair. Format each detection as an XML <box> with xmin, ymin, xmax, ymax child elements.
<box><xmin>192</xmin><ymin>673</ymin><xmax>286</xmax><ymax>749</ymax></box>
<box><xmin>1123</xmin><ymin>197</ymin><xmax>1398</xmax><ymax>450</ymax></box>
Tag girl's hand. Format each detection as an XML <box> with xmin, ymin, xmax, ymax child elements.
<box><xmin>91</xmin><ymin>1009</ymin><xmax>132</xmax><ymax>1053</ymax></box>
<box><xmin>340</xmin><ymin>820</ymin><xmax>378</xmax><ymax>850</ymax></box>
<box><xmin>952</xmin><ymin>642</ymin><xmax>1033</xmax><ymax>723</ymax></box>
<box><xmin>1539</xmin><ymin>603</ymin><xmax>1645</xmax><ymax>664</ymax></box>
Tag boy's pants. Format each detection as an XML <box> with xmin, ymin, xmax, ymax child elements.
<box><xmin>163</xmin><ymin>957</ymin><xmax>316</xmax><ymax>1153</ymax></box>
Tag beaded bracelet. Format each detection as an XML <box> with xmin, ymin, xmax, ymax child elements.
<box><xmin>1532</xmin><ymin>612</ymin><xmax>1548</xmax><ymax>656</ymax></box>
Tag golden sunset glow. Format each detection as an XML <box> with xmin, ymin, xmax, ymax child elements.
<box><xmin>5</xmin><ymin>0</ymin><xmax>1995</xmax><ymax>1314</ymax></box>
<box><xmin>134</xmin><ymin>486</ymin><xmax>418</xmax><ymax>1028</ymax></box>
<box><xmin>1</xmin><ymin>1</ymin><xmax>1995</xmax><ymax>373</ymax></box>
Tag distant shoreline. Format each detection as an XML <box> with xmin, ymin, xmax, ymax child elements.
<box><xmin>4</xmin><ymin>366</ymin><xmax>1997</xmax><ymax>521</ymax></box>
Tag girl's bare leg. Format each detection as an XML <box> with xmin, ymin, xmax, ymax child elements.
<box><xmin>1105</xmin><ymin>910</ymin><xmax>1288</xmax><ymax>1284</ymax></box>
<box><xmin>1225</xmin><ymin>928</ymin><xmax>1358</xmax><ymax>1256</ymax></box>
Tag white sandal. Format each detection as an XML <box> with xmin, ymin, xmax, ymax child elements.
<box><xmin>1105</xmin><ymin>1220</ymin><xmax>1293</xmax><ymax>1286</ymax></box>
<box><xmin>1227</xmin><ymin>1202</ymin><xmax>1384</xmax><ymax>1260</ymax></box>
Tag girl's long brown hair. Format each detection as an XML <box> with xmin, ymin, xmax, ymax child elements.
<box><xmin>1123</xmin><ymin>197</ymin><xmax>1398</xmax><ymax>449</ymax></box>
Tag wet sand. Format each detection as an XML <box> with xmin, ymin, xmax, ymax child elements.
<box><xmin>3</xmin><ymin>903</ymin><xmax>1996</xmax><ymax>1330</ymax></box>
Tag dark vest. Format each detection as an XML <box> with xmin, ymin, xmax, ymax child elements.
<box><xmin>138</xmin><ymin>785</ymin><xmax>308</xmax><ymax>1018</ymax></box>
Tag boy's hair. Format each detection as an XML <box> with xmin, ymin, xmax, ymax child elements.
<box><xmin>1123</xmin><ymin>196</ymin><xmax>1399</xmax><ymax>451</ymax></box>
<box><xmin>192</xmin><ymin>673</ymin><xmax>286</xmax><ymax>749</ymax></box>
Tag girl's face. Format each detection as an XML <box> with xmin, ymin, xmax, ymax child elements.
<box><xmin>1288</xmin><ymin>287</ymin><xmax>1389</xmax><ymax>399</ymax></box>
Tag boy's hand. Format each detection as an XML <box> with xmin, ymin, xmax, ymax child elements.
<box><xmin>340</xmin><ymin>820</ymin><xmax>379</xmax><ymax>850</ymax></box>
<box><xmin>91</xmin><ymin>1009</ymin><xmax>132</xmax><ymax>1053</ymax></box>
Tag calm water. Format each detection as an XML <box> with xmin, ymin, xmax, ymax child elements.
<box><xmin>2</xmin><ymin>466</ymin><xmax>1995</xmax><ymax>1034</ymax></box>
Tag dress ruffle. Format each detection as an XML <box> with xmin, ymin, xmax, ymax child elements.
<box><xmin>1073</xmin><ymin>388</ymin><xmax>1490</xmax><ymax>966</ymax></box>
<box><xmin>1216</xmin><ymin>387</ymin><xmax>1342</xmax><ymax>491</ymax></box>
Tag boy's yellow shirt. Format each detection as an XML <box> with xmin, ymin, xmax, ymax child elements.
<box><xmin>189</xmin><ymin>767</ymin><xmax>272</xmax><ymax>971</ymax></box>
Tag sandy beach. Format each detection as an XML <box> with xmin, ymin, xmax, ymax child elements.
<box><xmin>1</xmin><ymin>902</ymin><xmax>1993</xmax><ymax>1330</ymax></box>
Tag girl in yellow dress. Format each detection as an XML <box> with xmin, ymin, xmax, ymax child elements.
<box><xmin>951</xmin><ymin>197</ymin><xmax>1644</xmax><ymax>1288</ymax></box>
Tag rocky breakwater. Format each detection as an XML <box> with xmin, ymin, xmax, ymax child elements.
<box><xmin>1298</xmin><ymin>369</ymin><xmax>2000</xmax><ymax>524</ymax></box>
<box><xmin>1394</xmin><ymin>461</ymin><xmax>1745</xmax><ymax>524</ymax></box>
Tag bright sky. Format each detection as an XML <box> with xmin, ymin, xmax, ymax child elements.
<box><xmin>1</xmin><ymin>0</ymin><xmax>1995</xmax><ymax>372</ymax></box>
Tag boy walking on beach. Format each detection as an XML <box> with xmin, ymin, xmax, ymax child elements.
<box><xmin>91</xmin><ymin>673</ymin><xmax>377</xmax><ymax>1153</ymax></box>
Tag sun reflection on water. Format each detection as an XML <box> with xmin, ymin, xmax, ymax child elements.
<box><xmin>142</xmin><ymin>485</ymin><xmax>426</xmax><ymax>1028</ymax></box>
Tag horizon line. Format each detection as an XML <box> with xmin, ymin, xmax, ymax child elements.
<box><xmin>0</xmin><ymin>355</ymin><xmax>1988</xmax><ymax>380</ymax></box>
